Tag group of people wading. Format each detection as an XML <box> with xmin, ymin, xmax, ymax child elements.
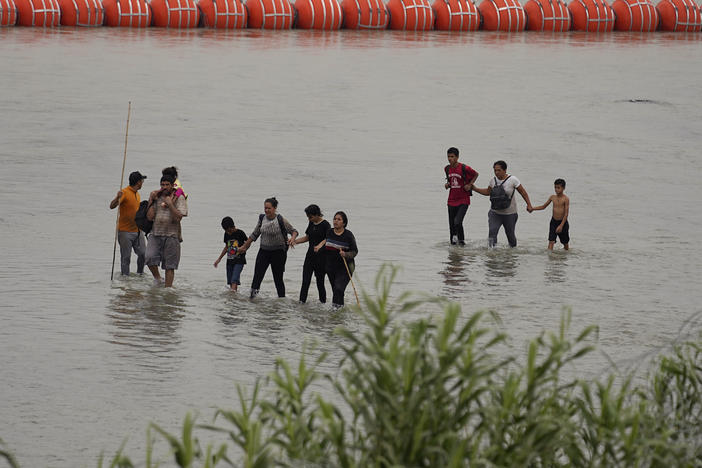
<box><xmin>111</xmin><ymin>167</ymin><xmax>358</xmax><ymax>307</ymax></box>
<box><xmin>111</xmin><ymin>148</ymin><xmax>569</xmax><ymax>306</ymax></box>
<box><xmin>214</xmin><ymin>198</ymin><xmax>358</xmax><ymax>307</ymax></box>
<box><xmin>444</xmin><ymin>146</ymin><xmax>570</xmax><ymax>250</ymax></box>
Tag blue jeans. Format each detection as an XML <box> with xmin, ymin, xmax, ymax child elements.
<box><xmin>488</xmin><ymin>210</ymin><xmax>518</xmax><ymax>247</ymax></box>
<box><xmin>226</xmin><ymin>263</ymin><xmax>244</xmax><ymax>285</ymax></box>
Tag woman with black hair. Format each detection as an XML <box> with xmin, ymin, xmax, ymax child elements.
<box><xmin>294</xmin><ymin>204</ymin><xmax>331</xmax><ymax>304</ymax></box>
<box><xmin>238</xmin><ymin>197</ymin><xmax>298</xmax><ymax>299</ymax></box>
<box><xmin>315</xmin><ymin>211</ymin><xmax>358</xmax><ymax>307</ymax></box>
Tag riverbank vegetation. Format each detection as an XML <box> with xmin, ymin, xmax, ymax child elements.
<box><xmin>4</xmin><ymin>266</ymin><xmax>702</xmax><ymax>467</ymax></box>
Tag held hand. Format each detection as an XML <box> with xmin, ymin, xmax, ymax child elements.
<box><xmin>527</xmin><ymin>205</ymin><xmax>534</xmax><ymax>213</ymax></box>
<box><xmin>464</xmin><ymin>183</ymin><xmax>472</xmax><ymax>191</ymax></box>
<box><xmin>288</xmin><ymin>238</ymin><xmax>296</xmax><ymax>249</ymax></box>
<box><xmin>444</xmin><ymin>182</ymin><xmax>450</xmax><ymax>189</ymax></box>
<box><xmin>339</xmin><ymin>250</ymin><xmax>346</xmax><ymax>258</ymax></box>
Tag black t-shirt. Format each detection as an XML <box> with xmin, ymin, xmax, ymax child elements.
<box><xmin>305</xmin><ymin>219</ymin><xmax>331</xmax><ymax>254</ymax></box>
<box><xmin>224</xmin><ymin>229</ymin><xmax>248</xmax><ymax>265</ymax></box>
<box><xmin>324</xmin><ymin>228</ymin><xmax>358</xmax><ymax>271</ymax></box>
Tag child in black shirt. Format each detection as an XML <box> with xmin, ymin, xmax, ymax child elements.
<box><xmin>213</xmin><ymin>217</ymin><xmax>248</xmax><ymax>291</ymax></box>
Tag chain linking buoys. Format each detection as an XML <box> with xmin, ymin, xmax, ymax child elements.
<box><xmin>104</xmin><ymin>0</ymin><xmax>151</xmax><ymax>26</ymax></box>
<box><xmin>656</xmin><ymin>0</ymin><xmax>701</xmax><ymax>31</ymax></box>
<box><xmin>387</xmin><ymin>0</ymin><xmax>434</xmax><ymax>30</ymax></box>
<box><xmin>433</xmin><ymin>0</ymin><xmax>480</xmax><ymax>30</ymax></box>
<box><xmin>612</xmin><ymin>0</ymin><xmax>658</xmax><ymax>31</ymax></box>
<box><xmin>1</xmin><ymin>0</ymin><xmax>18</xmax><ymax>25</ymax></box>
<box><xmin>246</xmin><ymin>0</ymin><xmax>293</xmax><ymax>28</ymax></box>
<box><xmin>197</xmin><ymin>0</ymin><xmax>246</xmax><ymax>27</ymax></box>
<box><xmin>524</xmin><ymin>0</ymin><xmax>570</xmax><ymax>31</ymax></box>
<box><xmin>16</xmin><ymin>0</ymin><xmax>60</xmax><ymax>25</ymax></box>
<box><xmin>151</xmin><ymin>0</ymin><xmax>199</xmax><ymax>26</ymax></box>
<box><xmin>568</xmin><ymin>0</ymin><xmax>614</xmax><ymax>31</ymax></box>
<box><xmin>340</xmin><ymin>0</ymin><xmax>387</xmax><ymax>28</ymax></box>
<box><xmin>478</xmin><ymin>0</ymin><xmax>525</xmax><ymax>31</ymax></box>
<box><xmin>59</xmin><ymin>0</ymin><xmax>103</xmax><ymax>25</ymax></box>
<box><xmin>295</xmin><ymin>0</ymin><xmax>342</xmax><ymax>29</ymax></box>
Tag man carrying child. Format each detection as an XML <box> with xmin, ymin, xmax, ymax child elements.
<box><xmin>145</xmin><ymin>174</ymin><xmax>188</xmax><ymax>287</ymax></box>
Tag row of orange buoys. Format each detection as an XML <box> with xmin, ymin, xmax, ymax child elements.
<box><xmin>0</xmin><ymin>0</ymin><xmax>700</xmax><ymax>30</ymax></box>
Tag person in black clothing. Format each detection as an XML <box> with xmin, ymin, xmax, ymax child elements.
<box><xmin>316</xmin><ymin>211</ymin><xmax>358</xmax><ymax>308</ymax></box>
<box><xmin>213</xmin><ymin>217</ymin><xmax>247</xmax><ymax>291</ymax></box>
<box><xmin>294</xmin><ymin>204</ymin><xmax>331</xmax><ymax>304</ymax></box>
<box><xmin>238</xmin><ymin>197</ymin><xmax>298</xmax><ymax>299</ymax></box>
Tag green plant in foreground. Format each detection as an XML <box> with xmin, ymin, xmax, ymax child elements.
<box><xmin>0</xmin><ymin>438</ymin><xmax>19</xmax><ymax>468</ymax></box>
<box><xmin>3</xmin><ymin>266</ymin><xmax>702</xmax><ymax>467</ymax></box>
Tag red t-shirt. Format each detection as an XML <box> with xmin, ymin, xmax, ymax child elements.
<box><xmin>446</xmin><ymin>163</ymin><xmax>478</xmax><ymax>207</ymax></box>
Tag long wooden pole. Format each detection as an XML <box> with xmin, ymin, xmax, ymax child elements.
<box><xmin>111</xmin><ymin>102</ymin><xmax>132</xmax><ymax>280</ymax></box>
<box><xmin>342</xmin><ymin>256</ymin><xmax>360</xmax><ymax>307</ymax></box>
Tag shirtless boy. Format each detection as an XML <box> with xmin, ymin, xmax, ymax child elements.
<box><xmin>531</xmin><ymin>178</ymin><xmax>570</xmax><ymax>250</ymax></box>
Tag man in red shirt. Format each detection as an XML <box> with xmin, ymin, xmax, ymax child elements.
<box><xmin>444</xmin><ymin>147</ymin><xmax>479</xmax><ymax>245</ymax></box>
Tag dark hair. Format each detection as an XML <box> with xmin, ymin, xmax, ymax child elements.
<box><xmin>160</xmin><ymin>174</ymin><xmax>175</xmax><ymax>184</ymax></box>
<box><xmin>221</xmin><ymin>217</ymin><xmax>235</xmax><ymax>229</ymax></box>
<box><xmin>304</xmin><ymin>204</ymin><xmax>322</xmax><ymax>217</ymax></box>
<box><xmin>447</xmin><ymin>147</ymin><xmax>459</xmax><ymax>157</ymax></box>
<box><xmin>554</xmin><ymin>178</ymin><xmax>566</xmax><ymax>188</ymax></box>
<box><xmin>493</xmin><ymin>160</ymin><xmax>507</xmax><ymax>170</ymax></box>
<box><xmin>162</xmin><ymin>166</ymin><xmax>179</xmax><ymax>179</ymax></box>
<box><xmin>334</xmin><ymin>211</ymin><xmax>348</xmax><ymax>227</ymax></box>
<box><xmin>264</xmin><ymin>197</ymin><xmax>278</xmax><ymax>209</ymax></box>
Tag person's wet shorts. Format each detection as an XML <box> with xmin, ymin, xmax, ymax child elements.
<box><xmin>146</xmin><ymin>235</ymin><xmax>181</xmax><ymax>270</ymax></box>
<box><xmin>548</xmin><ymin>218</ymin><xmax>570</xmax><ymax>244</ymax></box>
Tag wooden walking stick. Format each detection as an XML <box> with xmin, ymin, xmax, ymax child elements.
<box><xmin>342</xmin><ymin>255</ymin><xmax>360</xmax><ymax>307</ymax></box>
<box><xmin>111</xmin><ymin>102</ymin><xmax>132</xmax><ymax>280</ymax></box>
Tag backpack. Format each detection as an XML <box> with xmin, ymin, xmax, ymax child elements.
<box><xmin>444</xmin><ymin>163</ymin><xmax>473</xmax><ymax>195</ymax></box>
<box><xmin>258</xmin><ymin>213</ymin><xmax>290</xmax><ymax>251</ymax></box>
<box><xmin>490</xmin><ymin>176</ymin><xmax>514</xmax><ymax>210</ymax></box>
<box><xmin>135</xmin><ymin>200</ymin><xmax>153</xmax><ymax>236</ymax></box>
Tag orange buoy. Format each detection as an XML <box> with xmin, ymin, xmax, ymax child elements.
<box><xmin>103</xmin><ymin>0</ymin><xmax>151</xmax><ymax>26</ymax></box>
<box><xmin>433</xmin><ymin>0</ymin><xmax>480</xmax><ymax>30</ymax></box>
<box><xmin>611</xmin><ymin>0</ymin><xmax>658</xmax><ymax>31</ymax></box>
<box><xmin>197</xmin><ymin>0</ymin><xmax>246</xmax><ymax>27</ymax></box>
<box><xmin>294</xmin><ymin>0</ymin><xmax>342</xmax><ymax>28</ymax></box>
<box><xmin>15</xmin><ymin>0</ymin><xmax>61</xmax><ymax>27</ymax></box>
<box><xmin>523</xmin><ymin>0</ymin><xmax>570</xmax><ymax>31</ymax></box>
<box><xmin>58</xmin><ymin>0</ymin><xmax>103</xmax><ymax>25</ymax></box>
<box><xmin>151</xmin><ymin>0</ymin><xmax>199</xmax><ymax>26</ymax></box>
<box><xmin>340</xmin><ymin>0</ymin><xmax>388</xmax><ymax>28</ymax></box>
<box><xmin>567</xmin><ymin>0</ymin><xmax>614</xmax><ymax>31</ymax></box>
<box><xmin>246</xmin><ymin>0</ymin><xmax>294</xmax><ymax>28</ymax></box>
<box><xmin>1</xmin><ymin>0</ymin><xmax>18</xmax><ymax>25</ymax></box>
<box><xmin>15</xmin><ymin>0</ymin><xmax>60</xmax><ymax>25</ymax></box>
<box><xmin>387</xmin><ymin>0</ymin><xmax>434</xmax><ymax>30</ymax></box>
<box><xmin>478</xmin><ymin>0</ymin><xmax>525</xmax><ymax>31</ymax></box>
<box><xmin>656</xmin><ymin>0</ymin><xmax>701</xmax><ymax>31</ymax></box>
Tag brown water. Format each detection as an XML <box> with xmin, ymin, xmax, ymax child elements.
<box><xmin>1</xmin><ymin>27</ymin><xmax>702</xmax><ymax>466</ymax></box>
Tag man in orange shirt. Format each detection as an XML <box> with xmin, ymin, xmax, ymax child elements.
<box><xmin>110</xmin><ymin>171</ymin><xmax>147</xmax><ymax>276</ymax></box>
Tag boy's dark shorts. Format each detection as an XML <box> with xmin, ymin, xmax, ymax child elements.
<box><xmin>549</xmin><ymin>217</ymin><xmax>570</xmax><ymax>244</ymax></box>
